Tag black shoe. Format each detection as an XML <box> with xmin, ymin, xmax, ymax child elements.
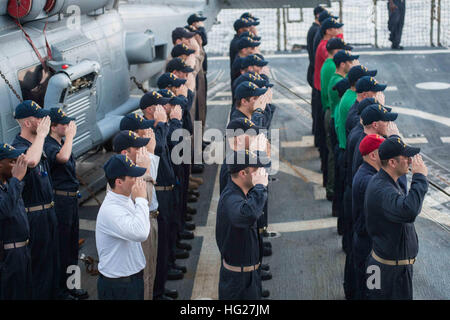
<box><xmin>68</xmin><ymin>288</ymin><xmax>89</xmax><ymax>300</ymax></box>
<box><xmin>176</xmin><ymin>240</ymin><xmax>192</xmax><ymax>251</ymax></box>
<box><xmin>154</xmin><ymin>294</ymin><xmax>173</xmax><ymax>300</ymax></box>
<box><xmin>59</xmin><ymin>291</ymin><xmax>78</xmax><ymax>300</ymax></box>
<box><xmin>185</xmin><ymin>222</ymin><xmax>196</xmax><ymax>231</ymax></box>
<box><xmin>175</xmin><ymin>248</ymin><xmax>190</xmax><ymax>259</ymax></box>
<box><xmin>263</xmin><ymin>247</ymin><xmax>272</xmax><ymax>257</ymax></box>
<box><xmin>189</xmin><ymin>190</ymin><xmax>200</xmax><ymax>197</ymax></box>
<box><xmin>191</xmin><ymin>164</ymin><xmax>204</xmax><ymax>174</ymax></box>
<box><xmin>167</xmin><ymin>268</ymin><xmax>184</xmax><ymax>280</ymax></box>
<box><xmin>261</xmin><ymin>288</ymin><xmax>270</xmax><ymax>298</ymax></box>
<box><xmin>187</xmin><ymin>194</ymin><xmax>198</xmax><ymax>203</ymax></box>
<box><xmin>326</xmin><ymin>193</ymin><xmax>334</xmax><ymax>202</ymax></box>
<box><xmin>261</xmin><ymin>270</ymin><xmax>272</xmax><ymax>281</ymax></box>
<box><xmin>172</xmin><ymin>263</ymin><xmax>187</xmax><ymax>274</ymax></box>
<box><xmin>263</xmin><ymin>241</ymin><xmax>272</xmax><ymax>248</ymax></box>
<box><xmin>391</xmin><ymin>44</ymin><xmax>404</xmax><ymax>50</ymax></box>
<box><xmin>261</xmin><ymin>264</ymin><xmax>270</xmax><ymax>271</ymax></box>
<box><xmin>164</xmin><ymin>288</ymin><xmax>178</xmax><ymax>299</ymax></box>
<box><xmin>185</xmin><ymin>214</ymin><xmax>193</xmax><ymax>222</ymax></box>
<box><xmin>187</xmin><ymin>206</ymin><xmax>197</xmax><ymax>215</ymax></box>
<box><xmin>262</xmin><ymin>230</ymin><xmax>277</xmax><ymax>238</ymax></box>
<box><xmin>179</xmin><ymin>230</ymin><xmax>194</xmax><ymax>240</ymax></box>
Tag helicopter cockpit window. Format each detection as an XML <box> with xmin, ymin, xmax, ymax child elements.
<box><xmin>18</xmin><ymin>64</ymin><xmax>54</xmax><ymax>107</ymax></box>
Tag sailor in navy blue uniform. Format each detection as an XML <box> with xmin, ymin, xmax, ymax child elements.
<box><xmin>231</xmin><ymin>40</ymin><xmax>261</xmax><ymax>88</ymax></box>
<box><xmin>0</xmin><ymin>144</ymin><xmax>31</xmax><ymax>300</ymax></box>
<box><xmin>307</xmin><ymin>6</ymin><xmax>325</xmax><ymax>88</ymax></box>
<box><xmin>139</xmin><ymin>91</ymin><xmax>180</xmax><ymax>300</ymax></box>
<box><xmin>351</xmin><ymin>134</ymin><xmax>385</xmax><ymax>300</ymax></box>
<box><xmin>364</xmin><ymin>137</ymin><xmax>428</xmax><ymax>300</ymax></box>
<box><xmin>44</xmin><ymin>108</ymin><xmax>89</xmax><ymax>300</ymax></box>
<box><xmin>229</xmin><ymin>18</ymin><xmax>258</xmax><ymax>70</ymax></box>
<box><xmin>216</xmin><ymin>150</ymin><xmax>269</xmax><ymax>300</ymax></box>
<box><xmin>11</xmin><ymin>100</ymin><xmax>65</xmax><ymax>300</ymax></box>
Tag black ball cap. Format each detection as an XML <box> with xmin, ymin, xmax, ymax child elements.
<box><xmin>379</xmin><ymin>136</ymin><xmax>420</xmax><ymax>160</ymax></box>
<box><xmin>187</xmin><ymin>13</ymin><xmax>207</xmax><ymax>25</ymax></box>
<box><xmin>49</xmin><ymin>107</ymin><xmax>75</xmax><ymax>124</ymax></box>
<box><xmin>120</xmin><ymin>113</ymin><xmax>154</xmax><ymax>131</ymax></box>
<box><xmin>139</xmin><ymin>91</ymin><xmax>171</xmax><ymax>109</ymax></box>
<box><xmin>0</xmin><ymin>143</ymin><xmax>25</xmax><ymax>161</ymax></box>
<box><xmin>172</xmin><ymin>27</ymin><xmax>196</xmax><ymax>43</ymax></box>
<box><xmin>226</xmin><ymin>150</ymin><xmax>270</xmax><ymax>174</ymax></box>
<box><xmin>348</xmin><ymin>65</ymin><xmax>377</xmax><ymax>86</ymax></box>
<box><xmin>14</xmin><ymin>100</ymin><xmax>50</xmax><ymax>119</ymax></box>
<box><xmin>103</xmin><ymin>154</ymin><xmax>147</xmax><ymax>180</ymax></box>
<box><xmin>113</xmin><ymin>130</ymin><xmax>150</xmax><ymax>153</ymax></box>
<box><xmin>166</xmin><ymin>58</ymin><xmax>194</xmax><ymax>73</ymax></box>
<box><xmin>361</xmin><ymin>104</ymin><xmax>398</xmax><ymax>125</ymax></box>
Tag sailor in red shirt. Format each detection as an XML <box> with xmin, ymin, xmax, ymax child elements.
<box><xmin>314</xmin><ymin>18</ymin><xmax>344</xmax><ymax>91</ymax></box>
<box><xmin>312</xmin><ymin>17</ymin><xmax>344</xmax><ymax>189</ymax></box>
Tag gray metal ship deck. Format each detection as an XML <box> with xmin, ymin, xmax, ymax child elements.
<box><xmin>77</xmin><ymin>48</ymin><xmax>450</xmax><ymax>300</ymax></box>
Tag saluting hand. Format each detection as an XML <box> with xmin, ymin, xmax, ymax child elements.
<box><xmin>154</xmin><ymin>105</ymin><xmax>168</xmax><ymax>123</ymax></box>
<box><xmin>386</xmin><ymin>121</ymin><xmax>400</xmax><ymax>137</ymax></box>
<box><xmin>249</xmin><ymin>133</ymin><xmax>268</xmax><ymax>153</ymax></box>
<box><xmin>37</xmin><ymin>116</ymin><xmax>51</xmax><ymax>138</ymax></box>
<box><xmin>143</xmin><ymin>128</ymin><xmax>156</xmax><ymax>154</ymax></box>
<box><xmin>411</xmin><ymin>154</ymin><xmax>428</xmax><ymax>177</ymax></box>
<box><xmin>251</xmin><ymin>167</ymin><xmax>268</xmax><ymax>187</ymax></box>
<box><xmin>170</xmin><ymin>105</ymin><xmax>183</xmax><ymax>121</ymax></box>
<box><xmin>376</xmin><ymin>91</ymin><xmax>386</xmax><ymax>106</ymax></box>
<box><xmin>136</xmin><ymin>147</ymin><xmax>151</xmax><ymax>171</ymax></box>
<box><xmin>132</xmin><ymin>177</ymin><xmax>147</xmax><ymax>201</ymax></box>
<box><xmin>65</xmin><ymin>121</ymin><xmax>77</xmax><ymax>139</ymax></box>
<box><xmin>11</xmin><ymin>154</ymin><xmax>28</xmax><ymax>181</ymax></box>
<box><xmin>177</xmin><ymin>84</ymin><xmax>188</xmax><ymax>97</ymax></box>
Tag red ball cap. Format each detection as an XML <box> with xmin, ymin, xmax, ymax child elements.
<box><xmin>359</xmin><ymin>134</ymin><xmax>385</xmax><ymax>156</ymax></box>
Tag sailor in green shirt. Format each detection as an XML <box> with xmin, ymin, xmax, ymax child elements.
<box><xmin>323</xmin><ymin>50</ymin><xmax>358</xmax><ymax>201</ymax></box>
<box><xmin>335</xmin><ymin>65</ymin><xmax>377</xmax><ymax>149</ymax></box>
<box><xmin>320</xmin><ymin>38</ymin><xmax>353</xmax><ymax>113</ymax></box>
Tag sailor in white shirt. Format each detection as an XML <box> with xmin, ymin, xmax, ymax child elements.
<box><xmin>96</xmin><ymin>154</ymin><xmax>149</xmax><ymax>300</ymax></box>
<box><xmin>111</xmin><ymin>128</ymin><xmax>161</xmax><ymax>299</ymax></box>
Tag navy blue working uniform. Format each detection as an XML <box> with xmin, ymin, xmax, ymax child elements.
<box><xmin>230</xmin><ymin>56</ymin><xmax>244</xmax><ymax>86</ymax></box>
<box><xmin>140</xmin><ymin>90</ymin><xmax>176</xmax><ymax>299</ymax></box>
<box><xmin>307</xmin><ymin>22</ymin><xmax>320</xmax><ymax>88</ymax></box>
<box><xmin>44</xmin><ymin>135</ymin><xmax>80</xmax><ymax>291</ymax></box>
<box><xmin>229</xmin><ymin>35</ymin><xmax>241</xmax><ymax>70</ymax></box>
<box><xmin>216</xmin><ymin>179</ymin><xmax>267</xmax><ymax>300</ymax></box>
<box><xmin>149</xmin><ymin>119</ymin><xmax>177</xmax><ymax>299</ymax></box>
<box><xmin>365</xmin><ymin>168</ymin><xmax>428</xmax><ymax>300</ymax></box>
<box><xmin>0</xmin><ymin>175</ymin><xmax>31</xmax><ymax>300</ymax></box>
<box><xmin>12</xmin><ymin>134</ymin><xmax>60</xmax><ymax>299</ymax></box>
<box><xmin>387</xmin><ymin>0</ymin><xmax>405</xmax><ymax>49</ymax></box>
<box><xmin>352</xmin><ymin>161</ymin><xmax>377</xmax><ymax>300</ymax></box>
<box><xmin>345</xmin><ymin>100</ymin><xmax>361</xmax><ymax>137</ymax></box>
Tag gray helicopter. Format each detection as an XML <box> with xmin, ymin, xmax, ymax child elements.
<box><xmin>0</xmin><ymin>0</ymin><xmax>220</xmax><ymax>157</ymax></box>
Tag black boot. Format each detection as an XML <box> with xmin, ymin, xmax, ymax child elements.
<box><xmin>167</xmin><ymin>268</ymin><xmax>184</xmax><ymax>280</ymax></box>
<box><xmin>179</xmin><ymin>230</ymin><xmax>194</xmax><ymax>240</ymax></box>
<box><xmin>185</xmin><ymin>222</ymin><xmax>196</xmax><ymax>231</ymax></box>
<box><xmin>176</xmin><ymin>240</ymin><xmax>192</xmax><ymax>251</ymax></box>
<box><xmin>187</xmin><ymin>206</ymin><xmax>197</xmax><ymax>215</ymax></box>
<box><xmin>164</xmin><ymin>288</ymin><xmax>178</xmax><ymax>299</ymax></box>
<box><xmin>172</xmin><ymin>263</ymin><xmax>187</xmax><ymax>274</ymax></box>
<box><xmin>261</xmin><ymin>270</ymin><xmax>272</xmax><ymax>281</ymax></box>
<box><xmin>175</xmin><ymin>248</ymin><xmax>189</xmax><ymax>259</ymax></box>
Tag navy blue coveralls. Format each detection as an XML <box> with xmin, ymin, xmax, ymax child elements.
<box><xmin>216</xmin><ymin>181</ymin><xmax>267</xmax><ymax>300</ymax></box>
<box><xmin>166</xmin><ymin>117</ymin><xmax>184</xmax><ymax>269</ymax></box>
<box><xmin>0</xmin><ymin>177</ymin><xmax>32</xmax><ymax>300</ymax></box>
<box><xmin>44</xmin><ymin>136</ymin><xmax>80</xmax><ymax>291</ymax></box>
<box><xmin>351</xmin><ymin>161</ymin><xmax>377</xmax><ymax>300</ymax></box>
<box><xmin>364</xmin><ymin>169</ymin><xmax>428</xmax><ymax>300</ymax></box>
<box><xmin>147</xmin><ymin>120</ymin><xmax>176</xmax><ymax>299</ymax></box>
<box><xmin>12</xmin><ymin>134</ymin><xmax>60</xmax><ymax>299</ymax></box>
<box><xmin>227</xmin><ymin>108</ymin><xmax>273</xmax><ymax>260</ymax></box>
<box><xmin>230</xmin><ymin>56</ymin><xmax>244</xmax><ymax>88</ymax></box>
<box><xmin>229</xmin><ymin>34</ymin><xmax>240</xmax><ymax>71</ymax></box>
<box><xmin>307</xmin><ymin>22</ymin><xmax>320</xmax><ymax>88</ymax></box>
<box><xmin>388</xmin><ymin>0</ymin><xmax>406</xmax><ymax>48</ymax></box>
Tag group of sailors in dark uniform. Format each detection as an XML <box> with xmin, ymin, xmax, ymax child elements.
<box><xmin>0</xmin><ymin>4</ymin><xmax>427</xmax><ymax>302</ymax></box>
<box><xmin>0</xmin><ymin>13</ymin><xmax>210</xmax><ymax>300</ymax></box>
<box><xmin>307</xmin><ymin>5</ymin><xmax>428</xmax><ymax>300</ymax></box>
